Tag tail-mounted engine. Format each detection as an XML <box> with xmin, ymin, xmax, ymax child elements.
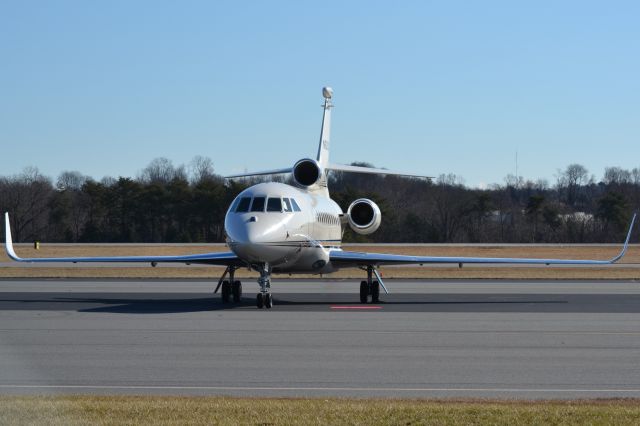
<box><xmin>347</xmin><ymin>199</ymin><xmax>382</xmax><ymax>235</ymax></box>
<box><xmin>292</xmin><ymin>159</ymin><xmax>322</xmax><ymax>187</ymax></box>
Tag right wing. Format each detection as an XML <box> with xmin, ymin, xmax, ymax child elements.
<box><xmin>330</xmin><ymin>213</ymin><xmax>636</xmax><ymax>268</ymax></box>
<box><xmin>4</xmin><ymin>213</ymin><xmax>242</xmax><ymax>267</ymax></box>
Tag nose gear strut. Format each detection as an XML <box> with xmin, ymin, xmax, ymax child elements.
<box><xmin>256</xmin><ymin>263</ymin><xmax>273</xmax><ymax>309</ymax></box>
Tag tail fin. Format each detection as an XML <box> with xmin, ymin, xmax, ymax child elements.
<box><xmin>316</xmin><ymin>86</ymin><xmax>333</xmax><ymax>168</ymax></box>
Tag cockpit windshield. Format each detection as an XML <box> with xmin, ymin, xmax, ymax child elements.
<box><xmin>234</xmin><ymin>196</ymin><xmax>301</xmax><ymax>213</ymax></box>
<box><xmin>235</xmin><ymin>197</ymin><xmax>251</xmax><ymax>213</ymax></box>
<box><xmin>267</xmin><ymin>198</ymin><xmax>282</xmax><ymax>212</ymax></box>
<box><xmin>250</xmin><ymin>197</ymin><xmax>266</xmax><ymax>212</ymax></box>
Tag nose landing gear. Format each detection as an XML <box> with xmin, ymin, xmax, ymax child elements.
<box><xmin>256</xmin><ymin>263</ymin><xmax>273</xmax><ymax>309</ymax></box>
<box><xmin>256</xmin><ymin>292</ymin><xmax>272</xmax><ymax>309</ymax></box>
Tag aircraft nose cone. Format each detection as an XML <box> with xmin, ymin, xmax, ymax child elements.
<box><xmin>226</xmin><ymin>215</ymin><xmax>261</xmax><ymax>244</ymax></box>
<box><xmin>226</xmin><ymin>215</ymin><xmax>291</xmax><ymax>264</ymax></box>
<box><xmin>245</xmin><ymin>221</ymin><xmax>269</xmax><ymax>245</ymax></box>
<box><xmin>230</xmin><ymin>218</ymin><xmax>271</xmax><ymax>245</ymax></box>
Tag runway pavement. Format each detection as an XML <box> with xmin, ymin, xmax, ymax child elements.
<box><xmin>1</xmin><ymin>278</ymin><xmax>640</xmax><ymax>399</ymax></box>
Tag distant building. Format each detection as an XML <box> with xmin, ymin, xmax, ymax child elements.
<box><xmin>559</xmin><ymin>212</ymin><xmax>593</xmax><ymax>224</ymax></box>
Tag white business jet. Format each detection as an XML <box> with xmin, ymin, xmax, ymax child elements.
<box><xmin>4</xmin><ymin>87</ymin><xmax>637</xmax><ymax>309</ymax></box>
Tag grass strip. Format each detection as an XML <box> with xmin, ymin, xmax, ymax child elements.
<box><xmin>1</xmin><ymin>396</ymin><xmax>640</xmax><ymax>425</ymax></box>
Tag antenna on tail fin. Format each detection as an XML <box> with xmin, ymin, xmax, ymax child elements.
<box><xmin>316</xmin><ymin>86</ymin><xmax>333</xmax><ymax>168</ymax></box>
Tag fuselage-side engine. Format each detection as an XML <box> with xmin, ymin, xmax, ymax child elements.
<box><xmin>347</xmin><ymin>198</ymin><xmax>381</xmax><ymax>235</ymax></box>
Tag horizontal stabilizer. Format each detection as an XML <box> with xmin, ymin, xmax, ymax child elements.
<box><xmin>327</xmin><ymin>163</ymin><xmax>433</xmax><ymax>179</ymax></box>
<box><xmin>224</xmin><ymin>167</ymin><xmax>292</xmax><ymax>179</ymax></box>
<box><xmin>225</xmin><ymin>164</ymin><xmax>432</xmax><ymax>180</ymax></box>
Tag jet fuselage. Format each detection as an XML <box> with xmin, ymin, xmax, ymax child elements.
<box><xmin>225</xmin><ymin>182</ymin><xmax>343</xmax><ymax>273</ymax></box>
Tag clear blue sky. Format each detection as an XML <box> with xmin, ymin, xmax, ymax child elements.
<box><xmin>1</xmin><ymin>1</ymin><xmax>638</xmax><ymax>188</ymax></box>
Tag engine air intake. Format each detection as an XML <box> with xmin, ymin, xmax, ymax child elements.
<box><xmin>347</xmin><ymin>199</ymin><xmax>382</xmax><ymax>235</ymax></box>
<box><xmin>293</xmin><ymin>159</ymin><xmax>322</xmax><ymax>187</ymax></box>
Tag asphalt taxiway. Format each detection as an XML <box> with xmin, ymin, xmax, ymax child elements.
<box><xmin>1</xmin><ymin>278</ymin><xmax>640</xmax><ymax>399</ymax></box>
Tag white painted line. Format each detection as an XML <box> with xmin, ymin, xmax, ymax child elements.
<box><xmin>1</xmin><ymin>385</ymin><xmax>640</xmax><ymax>393</ymax></box>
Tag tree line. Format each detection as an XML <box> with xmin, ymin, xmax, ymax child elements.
<box><xmin>1</xmin><ymin>157</ymin><xmax>638</xmax><ymax>244</ymax></box>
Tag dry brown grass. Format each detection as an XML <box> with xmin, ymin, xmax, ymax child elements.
<box><xmin>1</xmin><ymin>396</ymin><xmax>640</xmax><ymax>425</ymax></box>
<box><xmin>1</xmin><ymin>244</ymin><xmax>639</xmax><ymax>280</ymax></box>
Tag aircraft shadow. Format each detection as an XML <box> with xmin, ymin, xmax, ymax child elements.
<box><xmin>0</xmin><ymin>293</ymin><xmax>571</xmax><ymax>314</ymax></box>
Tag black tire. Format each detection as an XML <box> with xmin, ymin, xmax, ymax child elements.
<box><xmin>371</xmin><ymin>281</ymin><xmax>380</xmax><ymax>303</ymax></box>
<box><xmin>221</xmin><ymin>280</ymin><xmax>231</xmax><ymax>303</ymax></box>
<box><xmin>256</xmin><ymin>293</ymin><xmax>264</xmax><ymax>309</ymax></box>
<box><xmin>359</xmin><ymin>281</ymin><xmax>369</xmax><ymax>303</ymax></box>
<box><xmin>232</xmin><ymin>280</ymin><xmax>242</xmax><ymax>302</ymax></box>
<box><xmin>265</xmin><ymin>293</ymin><xmax>273</xmax><ymax>309</ymax></box>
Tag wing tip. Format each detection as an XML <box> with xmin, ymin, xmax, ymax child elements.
<box><xmin>611</xmin><ymin>211</ymin><xmax>637</xmax><ymax>263</ymax></box>
<box><xmin>4</xmin><ymin>212</ymin><xmax>20</xmax><ymax>261</ymax></box>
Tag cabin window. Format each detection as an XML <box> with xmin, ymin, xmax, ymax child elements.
<box><xmin>283</xmin><ymin>198</ymin><xmax>293</xmax><ymax>212</ymax></box>
<box><xmin>250</xmin><ymin>197</ymin><xmax>265</xmax><ymax>212</ymax></box>
<box><xmin>235</xmin><ymin>197</ymin><xmax>251</xmax><ymax>213</ymax></box>
<box><xmin>267</xmin><ymin>197</ymin><xmax>282</xmax><ymax>212</ymax></box>
<box><xmin>291</xmin><ymin>198</ymin><xmax>301</xmax><ymax>212</ymax></box>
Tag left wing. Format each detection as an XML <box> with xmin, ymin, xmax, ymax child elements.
<box><xmin>331</xmin><ymin>213</ymin><xmax>636</xmax><ymax>267</ymax></box>
<box><xmin>4</xmin><ymin>213</ymin><xmax>242</xmax><ymax>267</ymax></box>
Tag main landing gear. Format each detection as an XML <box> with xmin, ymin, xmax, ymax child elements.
<box><xmin>215</xmin><ymin>266</ymin><xmax>242</xmax><ymax>304</ymax></box>
<box><xmin>216</xmin><ymin>264</ymin><xmax>274</xmax><ymax>309</ymax></box>
<box><xmin>360</xmin><ymin>266</ymin><xmax>386</xmax><ymax>304</ymax></box>
<box><xmin>256</xmin><ymin>263</ymin><xmax>273</xmax><ymax>309</ymax></box>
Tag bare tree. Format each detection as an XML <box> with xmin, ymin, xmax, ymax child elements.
<box><xmin>57</xmin><ymin>171</ymin><xmax>88</xmax><ymax>191</ymax></box>
<box><xmin>190</xmin><ymin>156</ymin><xmax>216</xmax><ymax>184</ymax></box>
<box><xmin>0</xmin><ymin>167</ymin><xmax>53</xmax><ymax>242</ymax></box>
<box><xmin>429</xmin><ymin>174</ymin><xmax>469</xmax><ymax>242</ymax></box>
<box><xmin>101</xmin><ymin>176</ymin><xmax>117</xmax><ymax>187</ymax></box>
<box><xmin>140</xmin><ymin>158</ymin><xmax>178</xmax><ymax>184</ymax></box>
<box><xmin>603</xmin><ymin>166</ymin><xmax>632</xmax><ymax>185</ymax></box>
<box><xmin>504</xmin><ymin>174</ymin><xmax>524</xmax><ymax>189</ymax></box>
<box><xmin>557</xmin><ymin>164</ymin><xmax>589</xmax><ymax>207</ymax></box>
<box><xmin>54</xmin><ymin>171</ymin><xmax>91</xmax><ymax>241</ymax></box>
<box><xmin>632</xmin><ymin>168</ymin><xmax>640</xmax><ymax>186</ymax></box>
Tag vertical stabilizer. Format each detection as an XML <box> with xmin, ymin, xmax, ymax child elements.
<box><xmin>316</xmin><ymin>87</ymin><xmax>333</xmax><ymax>168</ymax></box>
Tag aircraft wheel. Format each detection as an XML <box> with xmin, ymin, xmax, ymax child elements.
<box><xmin>256</xmin><ymin>293</ymin><xmax>264</xmax><ymax>309</ymax></box>
<box><xmin>232</xmin><ymin>280</ymin><xmax>242</xmax><ymax>302</ymax></box>
<box><xmin>221</xmin><ymin>280</ymin><xmax>231</xmax><ymax>303</ymax></box>
<box><xmin>371</xmin><ymin>281</ymin><xmax>380</xmax><ymax>303</ymax></box>
<box><xmin>359</xmin><ymin>281</ymin><xmax>369</xmax><ymax>303</ymax></box>
<box><xmin>265</xmin><ymin>293</ymin><xmax>273</xmax><ymax>309</ymax></box>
